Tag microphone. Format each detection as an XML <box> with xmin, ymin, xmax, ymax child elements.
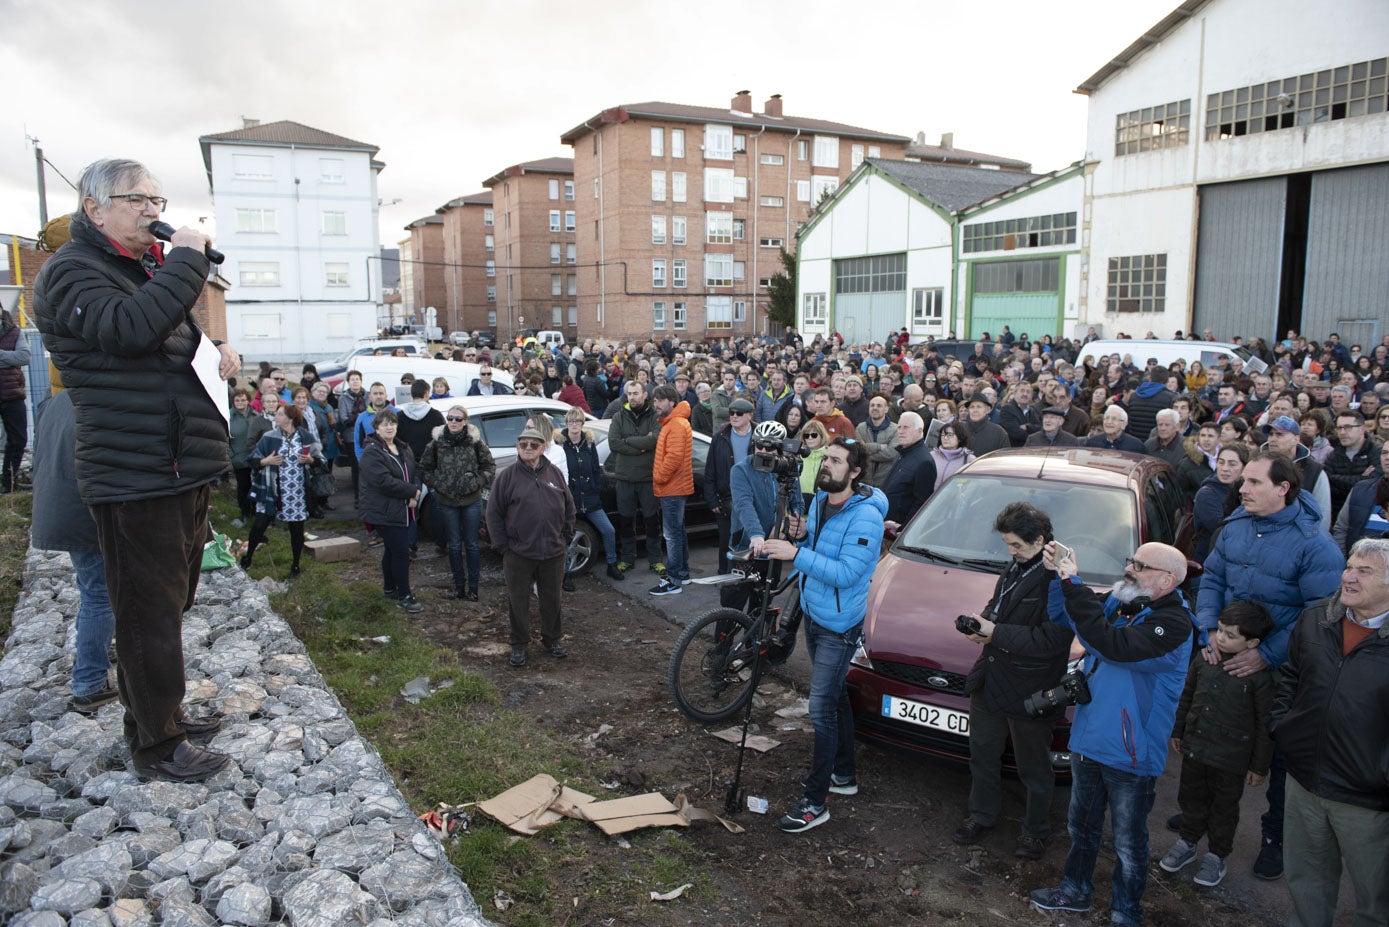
<box><xmin>147</xmin><ymin>221</ymin><xmax>224</xmax><ymax>265</ymax></box>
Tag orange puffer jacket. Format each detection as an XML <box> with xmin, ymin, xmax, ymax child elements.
<box><xmin>653</xmin><ymin>400</ymin><xmax>694</xmax><ymax>498</ymax></box>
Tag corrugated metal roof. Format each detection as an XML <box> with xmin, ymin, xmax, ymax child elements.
<box><xmin>560</xmin><ymin>102</ymin><xmax>910</xmax><ymax>145</ymax></box>
<box><xmin>1074</xmin><ymin>0</ymin><xmax>1212</xmax><ymax>94</ymax></box>
<box><xmin>867</xmin><ymin>159</ymin><xmax>1041</xmax><ymax>213</ymax></box>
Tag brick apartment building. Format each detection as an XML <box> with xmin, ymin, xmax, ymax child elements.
<box><xmin>436</xmin><ymin>191</ymin><xmax>495</xmax><ymax>338</ymax></box>
<box><xmin>560</xmin><ymin>91</ymin><xmax>910</xmax><ymax>341</ymax></box>
<box><xmin>479</xmin><ymin>157</ymin><xmax>576</xmax><ymax>341</ymax></box>
<box><xmin>401</xmin><ymin>214</ymin><xmax>447</xmax><ymax>326</ymax></box>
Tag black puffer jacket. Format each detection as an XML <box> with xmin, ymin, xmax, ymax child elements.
<box><xmin>964</xmin><ymin>555</ymin><xmax>1073</xmax><ymax>717</ymax></box>
<box><xmin>358</xmin><ymin>433</ymin><xmax>422</xmax><ymax>527</ymax></box>
<box><xmin>32</xmin><ymin>211</ymin><xmax>225</xmax><ymax>504</ymax></box>
<box><xmin>419</xmin><ymin>423</ymin><xmax>494</xmax><ymax>508</ymax></box>
<box><xmin>1273</xmin><ymin>594</ymin><xmax>1389</xmax><ymax>811</ymax></box>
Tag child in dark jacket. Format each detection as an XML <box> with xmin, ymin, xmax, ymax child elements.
<box><xmin>1159</xmin><ymin>600</ymin><xmax>1276</xmax><ymax>888</ymax></box>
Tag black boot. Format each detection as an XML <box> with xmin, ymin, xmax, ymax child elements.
<box><xmin>447</xmin><ymin>587</ymin><xmax>468</xmax><ymax>600</ymax></box>
<box><xmin>562</xmin><ymin>574</ymin><xmax>577</xmax><ymax>592</ymax></box>
<box><xmin>465</xmin><ymin>587</ymin><xmax>479</xmax><ymax>602</ymax></box>
<box><xmin>240</xmin><ymin>553</ymin><xmax>253</xmax><ymax>570</ymax></box>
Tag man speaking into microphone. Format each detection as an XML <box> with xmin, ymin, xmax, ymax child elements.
<box><xmin>34</xmin><ymin>159</ymin><xmax>239</xmax><ymax>783</ymax></box>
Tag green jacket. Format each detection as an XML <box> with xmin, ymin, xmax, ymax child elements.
<box><xmin>607</xmin><ymin>399</ymin><xmax>660</xmax><ymax>483</ymax></box>
<box><xmin>1171</xmin><ymin>650</ymin><xmax>1275</xmax><ymax>776</ymax></box>
<box><xmin>419</xmin><ymin>423</ymin><xmax>495</xmax><ymax>507</ymax></box>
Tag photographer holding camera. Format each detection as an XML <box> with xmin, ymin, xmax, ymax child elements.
<box><xmin>762</xmin><ymin>437</ymin><xmax>887</xmax><ymax>834</ymax></box>
<box><xmin>952</xmin><ymin>503</ymin><xmax>1073</xmax><ymax>860</ymax></box>
<box><xmin>1029</xmin><ymin>540</ymin><xmax>1195</xmax><ymax>927</ymax></box>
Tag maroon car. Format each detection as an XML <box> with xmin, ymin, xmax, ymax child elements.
<box><xmin>847</xmin><ymin>448</ymin><xmax>1193</xmax><ymax>774</ymax></box>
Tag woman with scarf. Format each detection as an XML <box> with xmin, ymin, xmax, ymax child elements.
<box><xmin>241</xmin><ymin>403</ymin><xmax>322</xmax><ymax>578</ymax></box>
<box><xmin>359</xmin><ymin>409</ymin><xmax>424</xmax><ymax>612</ymax></box>
<box><xmin>930</xmin><ymin>420</ymin><xmax>975</xmax><ymax>493</ymax></box>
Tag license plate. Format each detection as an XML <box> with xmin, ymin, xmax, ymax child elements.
<box><xmin>881</xmin><ymin>695</ymin><xmax>970</xmax><ymax>735</ymax></box>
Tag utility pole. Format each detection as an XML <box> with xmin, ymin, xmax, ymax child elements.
<box><xmin>27</xmin><ymin>134</ymin><xmax>48</xmax><ymax>226</ymax></box>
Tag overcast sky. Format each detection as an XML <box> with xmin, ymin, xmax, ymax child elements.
<box><xmin>1</xmin><ymin>0</ymin><xmax>1175</xmax><ymax>244</ymax></box>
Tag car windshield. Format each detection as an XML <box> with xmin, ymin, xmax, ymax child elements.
<box><xmin>896</xmin><ymin>475</ymin><xmax>1137</xmax><ymax>584</ymax></box>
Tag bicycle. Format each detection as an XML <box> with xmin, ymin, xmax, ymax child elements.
<box><xmin>667</xmin><ymin>550</ymin><xmax>803</xmax><ymax>723</ymax></box>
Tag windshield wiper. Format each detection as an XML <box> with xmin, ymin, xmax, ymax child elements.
<box><xmin>896</xmin><ymin>545</ymin><xmax>962</xmax><ymax>566</ymax></box>
<box><xmin>960</xmin><ymin>557</ymin><xmax>1009</xmax><ymax>573</ymax></box>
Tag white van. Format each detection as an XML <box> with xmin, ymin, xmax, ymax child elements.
<box><xmin>1075</xmin><ymin>339</ymin><xmax>1267</xmax><ymax>375</ymax></box>
<box><xmin>329</xmin><ymin>356</ymin><xmax>516</xmax><ymax>398</ymax></box>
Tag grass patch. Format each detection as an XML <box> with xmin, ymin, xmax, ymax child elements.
<box><xmin>0</xmin><ymin>491</ymin><xmax>33</xmax><ymax>642</ymax></box>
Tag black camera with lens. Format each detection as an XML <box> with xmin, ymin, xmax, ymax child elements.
<box><xmin>1022</xmin><ymin>668</ymin><xmax>1092</xmax><ymax>719</ymax></box>
<box><xmin>954</xmin><ymin>614</ymin><xmax>981</xmax><ymax>635</ymax></box>
<box><xmin>751</xmin><ymin>437</ymin><xmax>808</xmax><ymax>477</ymax></box>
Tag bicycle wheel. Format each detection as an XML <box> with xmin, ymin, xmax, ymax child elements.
<box><xmin>669</xmin><ymin>607</ymin><xmax>761</xmax><ymax>723</ymax></box>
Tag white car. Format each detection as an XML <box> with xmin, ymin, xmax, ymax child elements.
<box><xmin>314</xmin><ymin>339</ymin><xmax>427</xmax><ymax>380</ymax></box>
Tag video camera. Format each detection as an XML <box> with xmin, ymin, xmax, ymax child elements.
<box><xmin>751</xmin><ymin>436</ymin><xmax>809</xmax><ymax>478</ymax></box>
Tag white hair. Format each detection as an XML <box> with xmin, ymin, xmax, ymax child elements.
<box><xmin>900</xmin><ymin>411</ymin><xmax>924</xmax><ymax>431</ymax></box>
<box><xmin>1348</xmin><ymin>538</ymin><xmax>1389</xmax><ymax>584</ymax></box>
<box><xmin>1104</xmin><ymin>406</ymin><xmax>1129</xmax><ymax>423</ymax></box>
<box><xmin>1155</xmin><ymin>409</ymin><xmax>1179</xmax><ymax>425</ymax></box>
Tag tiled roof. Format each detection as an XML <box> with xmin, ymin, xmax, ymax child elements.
<box><xmin>482</xmin><ymin>157</ymin><xmax>574</xmax><ymax>188</ymax></box>
<box><xmin>405</xmin><ymin>215</ymin><xmax>444</xmax><ymax>230</ymax></box>
<box><xmin>905</xmin><ymin>142</ymin><xmax>1032</xmax><ymax>172</ymax></box>
<box><xmin>866</xmin><ymin>159</ymin><xmax>1041</xmax><ymax>213</ymax></box>
<box><xmin>199</xmin><ymin>120</ymin><xmax>378</xmax><ymax>151</ymax></box>
<box><xmin>1075</xmin><ymin>0</ymin><xmax>1211</xmax><ymax>94</ymax></box>
<box><xmin>199</xmin><ymin>120</ymin><xmax>380</xmax><ymax>176</ymax></box>
<box><xmin>560</xmin><ymin>102</ymin><xmax>910</xmax><ymax>145</ymax></box>
<box><xmin>436</xmin><ymin>191</ymin><xmax>493</xmax><ymax>212</ymax></box>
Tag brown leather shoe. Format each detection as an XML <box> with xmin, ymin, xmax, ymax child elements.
<box><xmin>136</xmin><ymin>741</ymin><xmax>230</xmax><ymax>782</ymax></box>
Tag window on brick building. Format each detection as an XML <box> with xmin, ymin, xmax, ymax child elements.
<box><xmin>485</xmin><ymin>260</ymin><xmax>496</xmax><ymax>277</ymax></box>
<box><xmin>671</xmin><ymin>129</ymin><xmax>685</xmax><ymax>158</ymax></box>
<box><xmin>566</xmin><ymin>243</ymin><xmax>576</xmax><ymax>264</ymax></box>
<box><xmin>564</xmin><ymin>210</ymin><xmax>575</xmax><ymax>231</ymax></box>
<box><xmin>484</xmin><ymin>208</ymin><xmax>494</xmax><ymax>227</ymax></box>
<box><xmin>487</xmin><ymin>286</ymin><xmax>496</xmax><ymax>302</ymax></box>
<box><xmin>564</xmin><ymin>181</ymin><xmax>574</xmax><ymax>200</ymax></box>
<box><xmin>811</xmin><ymin>177</ymin><xmax>839</xmax><ymax>202</ymax></box>
<box><xmin>733</xmin><ymin>177</ymin><xmax>747</xmax><ymax>199</ymax></box>
<box><xmin>553</xmin><ymin>305</ymin><xmax>563</xmax><ymax>326</ymax></box>
<box><xmin>797</xmin><ymin>139</ymin><xmax>809</xmax><ymax>161</ymax></box>
<box><xmin>706</xmin><ymin>254</ymin><xmax>733</xmax><ymax>287</ymax></box>
<box><xmin>706</xmin><ymin>212</ymin><xmax>733</xmax><ymax>244</ymax></box>
<box><xmin>733</xmin><ymin>134</ymin><xmax>746</xmax><ymax>154</ymax></box>
<box><xmin>760</xmin><ymin>153</ymin><xmax>784</xmax><ymax>166</ymax></box>
<box><xmin>733</xmin><ymin>261</ymin><xmax>746</xmax><ymax>281</ymax></box>
<box><xmin>568</xmin><ymin>306</ymin><xmax>578</xmax><ymax>327</ymax></box>
<box><xmin>652</xmin><ymin>215</ymin><xmax>666</xmax><ymax>245</ymax></box>
<box><xmin>813</xmin><ymin>135</ymin><xmax>839</xmax><ymax>168</ymax></box>
<box><xmin>549</xmin><ymin>179</ymin><xmax>560</xmax><ymax>200</ymax></box>
<box><xmin>733</xmin><ymin>300</ymin><xmax>747</xmax><ymax>322</ymax></box>
<box><xmin>707</xmin><ymin>295</ymin><xmax>732</xmax><ymax>329</ymax></box>
<box><xmin>673</xmin><ymin>301</ymin><xmax>687</xmax><ymax>330</ymax></box>
<box><xmin>653</xmin><ymin>301</ymin><xmax>667</xmax><ymax>330</ymax></box>
<box><xmin>733</xmin><ymin>219</ymin><xmax>745</xmax><ymax>240</ymax></box>
<box><xmin>760</xmin><ymin>195</ymin><xmax>785</xmax><ymax>207</ymax></box>
<box><xmin>653</xmin><ymin>259</ymin><xmax>667</xmax><ymax>288</ymax></box>
<box><xmin>672</xmin><ymin>216</ymin><xmax>687</xmax><ymax>245</ymax></box>
<box><xmin>760</xmin><ymin>237</ymin><xmax>783</xmax><ymax>248</ymax></box>
<box><xmin>797</xmin><ymin>181</ymin><xmax>811</xmax><ymax>202</ymax></box>
<box><xmin>651</xmin><ymin>128</ymin><xmax>664</xmax><ymax>157</ymax></box>
<box><xmin>672</xmin><ymin>172</ymin><xmax>687</xmax><ymax>203</ymax></box>
<box><xmin>549</xmin><ymin>210</ymin><xmax>561</xmax><ymax>232</ymax></box>
<box><xmin>552</xmin><ymin>274</ymin><xmax>562</xmax><ymax>296</ymax></box>
<box><xmin>550</xmin><ymin>243</ymin><xmax>562</xmax><ymax>264</ymax></box>
<box><xmin>704</xmin><ymin>124</ymin><xmax>733</xmax><ymax>160</ymax></box>
<box><xmin>651</xmin><ymin>171</ymin><xmax>666</xmax><ymax>201</ymax></box>
<box><xmin>484</xmin><ymin>234</ymin><xmax>494</xmax><ymax>252</ymax></box>
<box><xmin>672</xmin><ymin>259</ymin><xmax>686</xmax><ymax>288</ymax></box>
<box><xmin>851</xmin><ymin>144</ymin><xmax>865</xmax><ymax>169</ymax></box>
<box><xmin>704</xmin><ymin>168</ymin><xmax>734</xmax><ymax>203</ymax></box>
<box><xmin>567</xmin><ymin>274</ymin><xmax>577</xmax><ymax>296</ymax></box>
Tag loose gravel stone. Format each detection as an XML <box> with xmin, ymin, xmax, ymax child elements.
<box><xmin>0</xmin><ymin>549</ymin><xmax>489</xmax><ymax>927</ymax></box>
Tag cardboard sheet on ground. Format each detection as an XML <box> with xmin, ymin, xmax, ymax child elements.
<box><xmin>709</xmin><ymin>727</ymin><xmax>782</xmax><ymax>752</ymax></box>
<box><xmin>478</xmin><ymin>774</ymin><xmax>742</xmax><ymax>835</ymax></box>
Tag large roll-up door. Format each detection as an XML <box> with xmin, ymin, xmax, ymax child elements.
<box><xmin>1301</xmin><ymin>162</ymin><xmax>1389</xmax><ymax>343</ymax></box>
<box><xmin>967</xmin><ymin>258</ymin><xmax>1062</xmax><ymax>339</ymax></box>
<box><xmin>833</xmin><ymin>254</ymin><xmax>906</xmax><ymax>345</ymax></box>
<box><xmin>1192</xmin><ymin>177</ymin><xmax>1285</xmax><ymax>340</ymax></box>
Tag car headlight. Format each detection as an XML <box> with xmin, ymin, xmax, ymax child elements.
<box><xmin>849</xmin><ymin>641</ymin><xmax>873</xmax><ymax>670</ymax></box>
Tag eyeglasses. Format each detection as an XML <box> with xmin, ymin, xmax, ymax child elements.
<box><xmin>446</xmin><ymin>416</ymin><xmax>467</xmax><ymax>423</ymax></box>
<box><xmin>517</xmin><ymin>440</ymin><xmax>543</xmax><ymax>449</ymax></box>
<box><xmin>1336</xmin><ymin>424</ymin><xmax>1363</xmax><ymax>431</ymax></box>
<box><xmin>273</xmin><ymin>377</ymin><xmax>286</xmax><ymax>382</ymax></box>
<box><xmin>110</xmin><ymin>193</ymin><xmax>167</xmax><ymax>211</ymax></box>
<box><xmin>1124</xmin><ymin>557</ymin><xmax>1172</xmax><ymax>575</ymax></box>
<box><xmin>730</xmin><ymin>410</ymin><xmax>751</xmax><ymax>416</ymax></box>
<box><xmin>480</xmin><ymin>371</ymin><xmax>492</xmax><ymax>377</ymax></box>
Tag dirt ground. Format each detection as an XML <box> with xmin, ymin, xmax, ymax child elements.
<box><xmin>329</xmin><ymin>534</ymin><xmax>1285</xmax><ymax>927</ymax></box>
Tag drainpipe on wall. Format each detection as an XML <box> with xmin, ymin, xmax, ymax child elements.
<box><xmin>750</xmin><ymin>124</ymin><xmax>767</xmax><ymax>336</ymax></box>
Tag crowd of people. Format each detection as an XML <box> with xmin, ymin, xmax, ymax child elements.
<box><xmin>8</xmin><ymin>153</ymin><xmax>1387</xmax><ymax>927</ymax></box>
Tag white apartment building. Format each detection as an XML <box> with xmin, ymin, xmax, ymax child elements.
<box><xmin>199</xmin><ymin>120</ymin><xmax>386</xmax><ymax>361</ymax></box>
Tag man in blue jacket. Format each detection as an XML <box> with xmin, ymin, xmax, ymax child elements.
<box><xmin>1029</xmin><ymin>540</ymin><xmax>1194</xmax><ymax>927</ymax></box>
<box><xmin>1192</xmin><ymin>451</ymin><xmax>1343</xmax><ymax>879</ymax></box>
<box><xmin>762</xmin><ymin>437</ymin><xmax>886</xmax><ymax>833</ymax></box>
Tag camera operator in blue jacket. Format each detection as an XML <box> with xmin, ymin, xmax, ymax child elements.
<box><xmin>1028</xmin><ymin>540</ymin><xmax>1195</xmax><ymax>927</ymax></box>
<box><xmin>761</xmin><ymin>437</ymin><xmax>886</xmax><ymax>834</ymax></box>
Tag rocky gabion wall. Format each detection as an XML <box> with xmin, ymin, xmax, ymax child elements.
<box><xmin>0</xmin><ymin>549</ymin><xmax>490</xmax><ymax>927</ymax></box>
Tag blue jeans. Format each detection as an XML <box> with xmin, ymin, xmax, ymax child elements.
<box><xmin>70</xmin><ymin>550</ymin><xmax>115</xmax><ymax>698</ymax></box>
<box><xmin>435</xmin><ymin>500</ymin><xmax>482</xmax><ymax>590</ymax></box>
<box><xmin>583</xmin><ymin>508</ymin><xmax>618</xmax><ymax>565</ymax></box>
<box><xmin>801</xmin><ymin>617</ymin><xmax>861</xmax><ymax>806</ymax></box>
<box><xmin>1060</xmin><ymin>754</ymin><xmax>1157</xmax><ymax>927</ymax></box>
<box><xmin>658</xmin><ymin>496</ymin><xmax>688</xmax><ymax>582</ymax></box>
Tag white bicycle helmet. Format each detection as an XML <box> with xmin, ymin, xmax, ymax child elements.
<box><xmin>753</xmin><ymin>420</ymin><xmax>787</xmax><ymax>441</ymax></box>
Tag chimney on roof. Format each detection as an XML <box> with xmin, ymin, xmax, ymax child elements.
<box><xmin>241</xmin><ymin>117</ymin><xmax>260</xmax><ymax>129</ymax></box>
<box><xmin>731</xmin><ymin>90</ymin><xmax>752</xmax><ymax>114</ymax></box>
<box><xmin>764</xmin><ymin>94</ymin><xmax>783</xmax><ymax>117</ymax></box>
<box><xmin>914</xmin><ymin>131</ymin><xmax>927</xmax><ymax>146</ymax></box>
<box><xmin>939</xmin><ymin>132</ymin><xmax>954</xmax><ymax>149</ymax></box>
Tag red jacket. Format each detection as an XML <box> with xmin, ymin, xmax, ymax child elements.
<box><xmin>558</xmin><ymin>382</ymin><xmax>591</xmax><ymax>413</ymax></box>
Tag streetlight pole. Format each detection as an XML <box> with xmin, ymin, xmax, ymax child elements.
<box><xmin>28</xmin><ymin>135</ymin><xmax>48</xmax><ymax>227</ymax></box>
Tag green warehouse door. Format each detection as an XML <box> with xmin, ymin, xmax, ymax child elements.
<box><xmin>968</xmin><ymin>258</ymin><xmax>1062</xmax><ymax>340</ymax></box>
